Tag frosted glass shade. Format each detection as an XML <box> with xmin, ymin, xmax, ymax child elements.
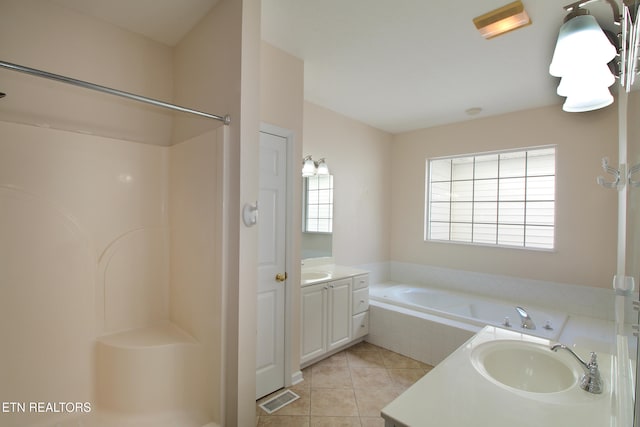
<box><xmin>316</xmin><ymin>159</ymin><xmax>329</xmax><ymax>175</ymax></box>
<box><xmin>549</xmin><ymin>14</ymin><xmax>616</xmax><ymax>77</ymax></box>
<box><xmin>556</xmin><ymin>65</ymin><xmax>615</xmax><ymax>97</ymax></box>
<box><xmin>562</xmin><ymin>86</ymin><xmax>614</xmax><ymax>112</ymax></box>
<box><xmin>302</xmin><ymin>158</ymin><xmax>316</xmax><ymax>177</ymax></box>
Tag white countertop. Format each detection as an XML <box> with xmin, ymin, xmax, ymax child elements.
<box><xmin>381</xmin><ymin>326</ymin><xmax>615</xmax><ymax>427</ymax></box>
<box><xmin>301</xmin><ymin>263</ymin><xmax>369</xmax><ymax>286</ymax></box>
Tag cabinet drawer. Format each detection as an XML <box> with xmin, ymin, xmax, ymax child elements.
<box><xmin>353</xmin><ymin>274</ymin><xmax>369</xmax><ymax>290</ymax></box>
<box><xmin>352</xmin><ymin>287</ymin><xmax>369</xmax><ymax>315</ymax></box>
<box><xmin>352</xmin><ymin>312</ymin><xmax>369</xmax><ymax>339</ymax></box>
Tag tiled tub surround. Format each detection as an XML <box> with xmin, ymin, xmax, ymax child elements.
<box><xmin>371</xmin><ymin>283</ymin><xmax>567</xmax><ymax>340</ymax></box>
<box><xmin>361</xmin><ymin>262</ymin><xmax>633</xmax><ymax>367</ymax></box>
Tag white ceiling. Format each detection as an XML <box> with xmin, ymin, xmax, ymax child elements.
<box><xmin>261</xmin><ymin>0</ymin><xmax>620</xmax><ymax>133</ymax></box>
<box><xmin>50</xmin><ymin>0</ymin><xmax>620</xmax><ymax>134</ymax></box>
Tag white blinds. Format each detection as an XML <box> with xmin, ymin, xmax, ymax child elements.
<box><xmin>427</xmin><ymin>146</ymin><xmax>556</xmax><ymax>249</ymax></box>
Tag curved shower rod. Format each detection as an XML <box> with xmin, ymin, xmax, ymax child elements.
<box><xmin>0</xmin><ymin>60</ymin><xmax>231</xmax><ymax>125</ymax></box>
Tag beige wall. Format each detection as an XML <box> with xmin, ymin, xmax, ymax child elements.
<box><xmin>303</xmin><ymin>101</ymin><xmax>393</xmax><ymax>266</ymax></box>
<box><xmin>260</xmin><ymin>41</ymin><xmax>304</xmax><ymax>136</ymax></box>
<box><xmin>173</xmin><ymin>0</ymin><xmax>260</xmax><ymax>425</ymax></box>
<box><xmin>391</xmin><ymin>104</ymin><xmax>618</xmax><ymax>289</ymax></box>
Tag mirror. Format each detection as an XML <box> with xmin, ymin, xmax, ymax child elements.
<box><xmin>301</xmin><ymin>174</ymin><xmax>333</xmax><ymax>259</ymax></box>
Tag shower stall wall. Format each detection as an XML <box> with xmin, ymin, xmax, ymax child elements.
<box><xmin>0</xmin><ymin>112</ymin><xmax>227</xmax><ymax>427</ymax></box>
<box><xmin>0</xmin><ymin>1</ymin><xmax>231</xmax><ymax>426</ymax></box>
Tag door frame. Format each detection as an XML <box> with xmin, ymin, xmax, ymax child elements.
<box><xmin>259</xmin><ymin>122</ymin><xmax>299</xmax><ymax>389</ymax></box>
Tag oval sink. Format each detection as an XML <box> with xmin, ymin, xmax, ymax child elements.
<box><xmin>301</xmin><ymin>271</ymin><xmax>331</xmax><ymax>281</ymax></box>
<box><xmin>471</xmin><ymin>341</ymin><xmax>577</xmax><ymax>393</ymax></box>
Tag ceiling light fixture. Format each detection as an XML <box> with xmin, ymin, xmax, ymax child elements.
<box><xmin>473</xmin><ymin>1</ymin><xmax>532</xmax><ymax>39</ymax></box>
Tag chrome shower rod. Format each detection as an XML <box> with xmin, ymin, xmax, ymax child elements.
<box><xmin>0</xmin><ymin>60</ymin><xmax>231</xmax><ymax>125</ymax></box>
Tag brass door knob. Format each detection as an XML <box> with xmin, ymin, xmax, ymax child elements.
<box><xmin>275</xmin><ymin>272</ymin><xmax>287</xmax><ymax>282</ymax></box>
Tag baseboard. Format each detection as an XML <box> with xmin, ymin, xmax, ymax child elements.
<box><xmin>291</xmin><ymin>370</ymin><xmax>304</xmax><ymax>386</ymax></box>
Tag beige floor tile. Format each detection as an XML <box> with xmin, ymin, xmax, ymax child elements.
<box><xmin>309</xmin><ymin>416</ymin><xmax>362</xmax><ymax>426</ymax></box>
<box><xmin>257</xmin><ymin>415</ymin><xmax>310</xmax><ymax>427</ymax></box>
<box><xmin>289</xmin><ymin>343</ymin><xmax>433</xmax><ymax>425</ymax></box>
<box><xmin>353</xmin><ymin>386</ymin><xmax>403</xmax><ymax>417</ymax></box>
<box><xmin>349</xmin><ymin>367</ymin><xmax>391</xmax><ymax>389</ymax></box>
<box><xmin>359</xmin><ymin>417</ymin><xmax>385</xmax><ymax>427</ymax></box>
<box><xmin>311</xmin><ymin>364</ymin><xmax>353</xmax><ymax>389</ymax></box>
<box><xmin>346</xmin><ymin>350</ymin><xmax>385</xmax><ymax>368</ymax></box>
<box><xmin>313</xmin><ymin>351</ymin><xmax>348</xmax><ymax>368</ymax></box>
<box><xmin>310</xmin><ymin>388</ymin><xmax>359</xmax><ymax>417</ymax></box>
<box><xmin>298</xmin><ymin>367</ymin><xmax>312</xmax><ymax>389</ymax></box>
<box><xmin>349</xmin><ymin>341</ymin><xmax>381</xmax><ymax>353</ymax></box>
<box><xmin>387</xmin><ymin>368</ymin><xmax>427</xmax><ymax>389</ymax></box>
<box><xmin>379</xmin><ymin>349</ymin><xmax>423</xmax><ymax>369</ymax></box>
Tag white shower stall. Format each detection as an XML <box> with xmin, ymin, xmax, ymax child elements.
<box><xmin>0</xmin><ymin>1</ymin><xmax>238</xmax><ymax>426</ymax></box>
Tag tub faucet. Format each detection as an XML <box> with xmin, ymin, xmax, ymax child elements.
<box><xmin>551</xmin><ymin>344</ymin><xmax>603</xmax><ymax>394</ymax></box>
<box><xmin>515</xmin><ymin>306</ymin><xmax>536</xmax><ymax>330</ymax></box>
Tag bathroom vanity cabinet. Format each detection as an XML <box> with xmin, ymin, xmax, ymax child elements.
<box><xmin>300</xmin><ymin>273</ymin><xmax>369</xmax><ymax>366</ymax></box>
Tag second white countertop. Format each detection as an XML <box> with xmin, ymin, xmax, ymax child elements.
<box><xmin>381</xmin><ymin>326</ymin><xmax>615</xmax><ymax>427</ymax></box>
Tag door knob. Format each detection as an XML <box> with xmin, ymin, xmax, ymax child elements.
<box><xmin>275</xmin><ymin>272</ymin><xmax>287</xmax><ymax>282</ymax></box>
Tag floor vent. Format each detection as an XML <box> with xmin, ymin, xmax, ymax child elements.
<box><xmin>259</xmin><ymin>389</ymin><xmax>300</xmax><ymax>414</ymax></box>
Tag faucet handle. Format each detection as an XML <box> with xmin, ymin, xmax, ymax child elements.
<box><xmin>582</xmin><ymin>352</ymin><xmax>603</xmax><ymax>394</ymax></box>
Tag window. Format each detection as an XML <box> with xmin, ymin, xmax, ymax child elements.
<box><xmin>303</xmin><ymin>175</ymin><xmax>333</xmax><ymax>233</ymax></box>
<box><xmin>426</xmin><ymin>146</ymin><xmax>555</xmax><ymax>250</ymax></box>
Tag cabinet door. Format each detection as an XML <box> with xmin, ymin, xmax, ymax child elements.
<box><xmin>301</xmin><ymin>283</ymin><xmax>327</xmax><ymax>364</ymax></box>
<box><xmin>327</xmin><ymin>278</ymin><xmax>352</xmax><ymax>351</ymax></box>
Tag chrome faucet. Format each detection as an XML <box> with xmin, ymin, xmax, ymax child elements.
<box><xmin>515</xmin><ymin>306</ymin><xmax>536</xmax><ymax>330</ymax></box>
<box><xmin>551</xmin><ymin>344</ymin><xmax>603</xmax><ymax>394</ymax></box>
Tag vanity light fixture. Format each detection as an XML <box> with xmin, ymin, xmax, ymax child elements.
<box><xmin>549</xmin><ymin>0</ymin><xmax>620</xmax><ymax>112</ymax></box>
<box><xmin>301</xmin><ymin>155</ymin><xmax>330</xmax><ymax>177</ymax></box>
<box><xmin>473</xmin><ymin>1</ymin><xmax>532</xmax><ymax>39</ymax></box>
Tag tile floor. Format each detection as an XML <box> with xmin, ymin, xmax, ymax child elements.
<box><xmin>256</xmin><ymin>341</ymin><xmax>434</xmax><ymax>426</ymax></box>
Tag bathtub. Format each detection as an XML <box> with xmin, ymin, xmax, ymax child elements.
<box><xmin>369</xmin><ymin>283</ymin><xmax>567</xmax><ymax>342</ymax></box>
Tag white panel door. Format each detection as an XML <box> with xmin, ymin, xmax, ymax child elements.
<box><xmin>256</xmin><ymin>131</ymin><xmax>287</xmax><ymax>399</ymax></box>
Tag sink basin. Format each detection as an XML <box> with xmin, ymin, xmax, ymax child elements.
<box><xmin>471</xmin><ymin>340</ymin><xmax>577</xmax><ymax>393</ymax></box>
<box><xmin>301</xmin><ymin>271</ymin><xmax>331</xmax><ymax>282</ymax></box>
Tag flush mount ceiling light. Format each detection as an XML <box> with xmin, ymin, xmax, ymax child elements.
<box><xmin>473</xmin><ymin>1</ymin><xmax>532</xmax><ymax>39</ymax></box>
